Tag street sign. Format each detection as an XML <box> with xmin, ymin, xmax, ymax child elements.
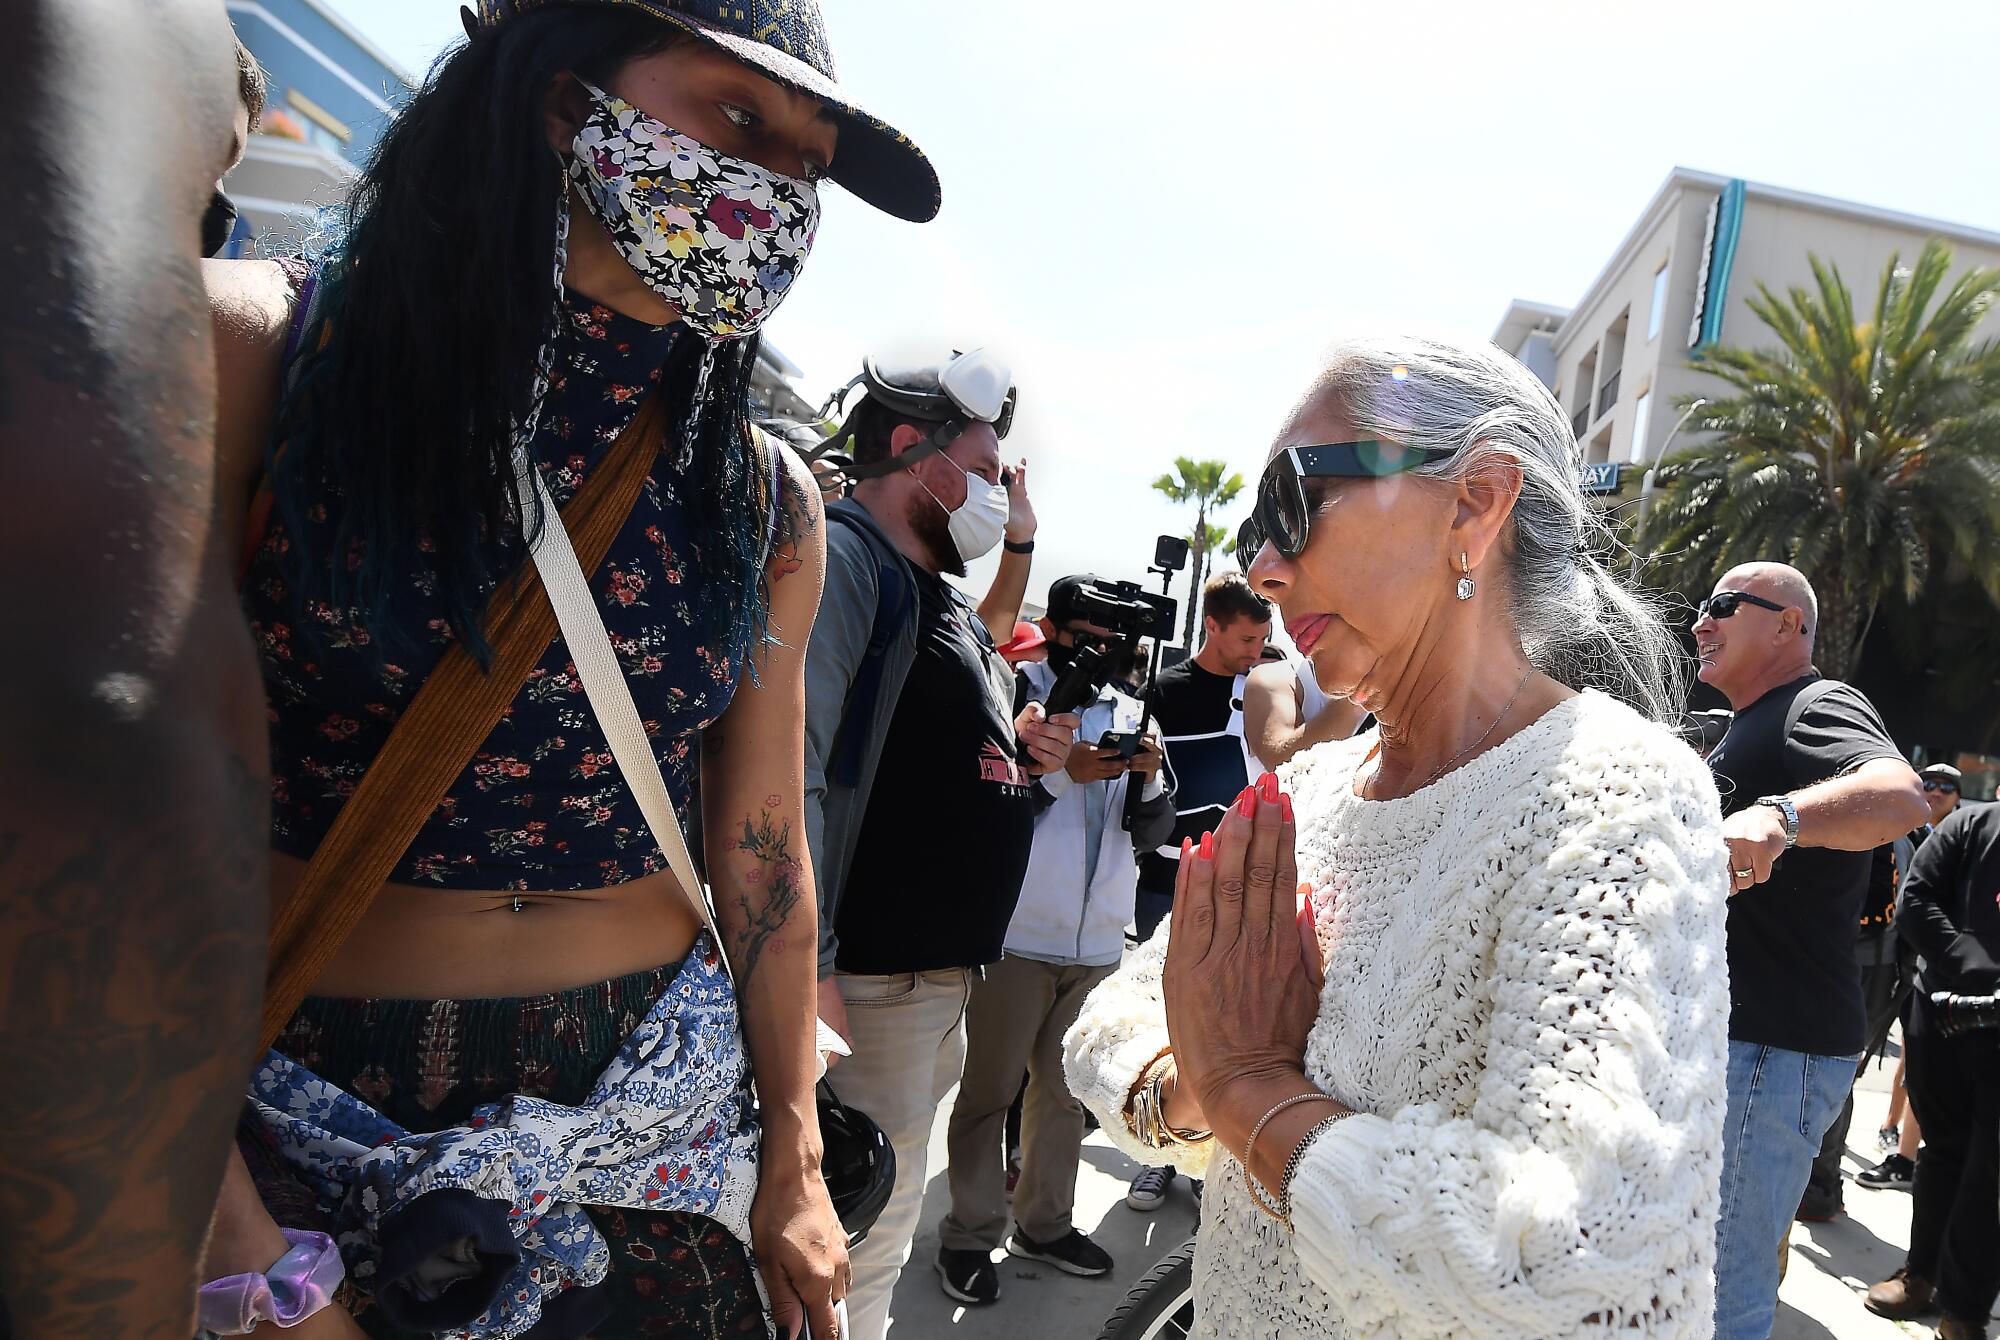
<box><xmin>1579</xmin><ymin>462</ymin><xmax>1622</xmax><ymax>495</ymax></box>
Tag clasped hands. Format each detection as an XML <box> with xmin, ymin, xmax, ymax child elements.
<box><xmin>1161</xmin><ymin>771</ymin><xmax>1328</xmax><ymax>1154</ymax></box>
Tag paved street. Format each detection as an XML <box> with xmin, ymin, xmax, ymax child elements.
<box><xmin>875</xmin><ymin>1045</ymin><xmax>1996</xmax><ymax>1339</ymax></box>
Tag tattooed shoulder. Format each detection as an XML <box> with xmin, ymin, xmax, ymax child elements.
<box><xmin>767</xmin><ymin>449</ymin><xmax>823</xmax><ymax>585</ymax></box>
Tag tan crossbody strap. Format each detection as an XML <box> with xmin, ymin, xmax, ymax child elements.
<box><xmin>259</xmin><ymin>392</ymin><xmax>669</xmax><ymax>1051</ymax></box>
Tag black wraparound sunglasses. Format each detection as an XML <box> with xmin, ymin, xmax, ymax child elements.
<box><xmin>1236</xmin><ymin>440</ymin><xmax>1455</xmax><ymax>569</ymax></box>
<box><xmin>1924</xmin><ymin>779</ymin><xmax>1960</xmax><ymax>795</ymax></box>
<box><xmin>1696</xmin><ymin>591</ymin><xmax>1792</xmax><ymax>622</ymax></box>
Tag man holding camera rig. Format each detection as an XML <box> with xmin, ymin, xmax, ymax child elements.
<box><xmin>799</xmin><ymin>349</ymin><xmax>1078</xmax><ymax>1340</ymax></box>
<box><xmin>936</xmin><ymin>574</ymin><xmax>1176</xmax><ymax>1304</ymax></box>
<box><xmin>1864</xmin><ymin>798</ymin><xmax>2000</xmax><ymax>1338</ymax></box>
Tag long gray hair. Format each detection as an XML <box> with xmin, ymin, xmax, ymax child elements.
<box><xmin>1313</xmin><ymin>335</ymin><xmax>1686</xmax><ymax>724</ymax></box>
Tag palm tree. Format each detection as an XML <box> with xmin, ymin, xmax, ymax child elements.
<box><xmin>1638</xmin><ymin>238</ymin><xmax>2000</xmax><ymax>680</ymax></box>
<box><xmin>1189</xmin><ymin>520</ymin><xmax>1232</xmax><ymax>596</ymax></box>
<box><xmin>1151</xmin><ymin>457</ymin><xmax>1245</xmax><ymax>647</ymax></box>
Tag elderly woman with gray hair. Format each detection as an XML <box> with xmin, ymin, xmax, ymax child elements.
<box><xmin>1066</xmin><ymin>336</ymin><xmax>1733</xmax><ymax>1339</ymax></box>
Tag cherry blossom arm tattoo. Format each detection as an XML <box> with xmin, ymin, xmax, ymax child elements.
<box><xmin>721</xmin><ymin>803</ymin><xmax>807</xmax><ymax>991</ymax></box>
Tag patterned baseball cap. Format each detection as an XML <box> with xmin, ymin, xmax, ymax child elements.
<box><xmin>473</xmin><ymin>0</ymin><xmax>940</xmax><ymax>222</ymax></box>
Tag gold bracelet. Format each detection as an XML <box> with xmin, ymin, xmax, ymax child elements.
<box><xmin>1126</xmin><ymin>1052</ymin><xmax>1173</xmax><ymax>1148</ymax></box>
<box><xmin>1128</xmin><ymin>1052</ymin><xmax>1212</xmax><ymax>1150</ymax></box>
<box><xmin>1241</xmin><ymin>1092</ymin><xmax>1342</xmax><ymax>1226</ymax></box>
<box><xmin>1149</xmin><ymin>1055</ymin><xmax>1212</xmax><ymax>1147</ymax></box>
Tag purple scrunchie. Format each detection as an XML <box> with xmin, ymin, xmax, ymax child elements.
<box><xmin>198</xmin><ymin>1228</ymin><xmax>344</xmax><ymax>1334</ymax></box>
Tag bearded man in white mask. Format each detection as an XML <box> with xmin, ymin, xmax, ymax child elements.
<box><xmin>800</xmin><ymin>350</ymin><xmax>1078</xmax><ymax>1339</ymax></box>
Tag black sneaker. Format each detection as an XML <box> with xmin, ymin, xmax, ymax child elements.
<box><xmin>1859</xmin><ymin>1153</ymin><xmax>1916</xmax><ymax>1190</ymax></box>
<box><xmin>1006</xmin><ymin>1226</ymin><xmax>1114</xmax><ymax>1277</ymax></box>
<box><xmin>1125</xmin><ymin>1164</ymin><xmax>1175</xmax><ymax>1210</ymax></box>
<box><xmin>935</xmin><ymin>1248</ymin><xmax>1000</xmax><ymax>1304</ymax></box>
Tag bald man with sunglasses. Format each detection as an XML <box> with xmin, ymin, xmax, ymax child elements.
<box><xmin>1693</xmin><ymin>562</ymin><xmax>1930</xmax><ymax>1339</ymax></box>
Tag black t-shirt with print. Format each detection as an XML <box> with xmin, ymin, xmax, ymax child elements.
<box><xmin>837</xmin><ymin>569</ymin><xmax>1035</xmax><ymax>974</ymax></box>
<box><xmin>1136</xmin><ymin>658</ymin><xmax>1251</xmax><ymax>896</ymax></box>
<box><xmin>1706</xmin><ymin>674</ymin><xmax>1905</xmax><ymax>1056</ymax></box>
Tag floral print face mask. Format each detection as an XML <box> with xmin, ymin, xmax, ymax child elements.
<box><xmin>567</xmin><ymin>80</ymin><xmax>820</xmax><ymax>342</ymax></box>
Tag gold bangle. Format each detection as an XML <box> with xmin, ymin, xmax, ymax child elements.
<box><xmin>1126</xmin><ymin>1051</ymin><xmax>1174</xmax><ymax>1147</ymax></box>
<box><xmin>1128</xmin><ymin>1052</ymin><xmax>1212</xmax><ymax>1150</ymax></box>
<box><xmin>1241</xmin><ymin>1092</ymin><xmax>1342</xmax><ymax>1226</ymax></box>
<box><xmin>1150</xmin><ymin>1055</ymin><xmax>1212</xmax><ymax>1147</ymax></box>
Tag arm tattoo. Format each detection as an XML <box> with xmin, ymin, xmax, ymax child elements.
<box><xmin>0</xmin><ymin>751</ymin><xmax>267</xmax><ymax>1336</ymax></box>
<box><xmin>766</xmin><ymin>454</ymin><xmax>820</xmax><ymax>586</ymax></box>
<box><xmin>720</xmin><ymin>805</ymin><xmax>806</xmax><ymax>989</ymax></box>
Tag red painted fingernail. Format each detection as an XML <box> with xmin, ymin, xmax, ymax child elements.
<box><xmin>1281</xmin><ymin>793</ymin><xmax>1294</xmax><ymax>822</ymax></box>
<box><xmin>1260</xmin><ymin>772</ymin><xmax>1279</xmax><ymax>803</ymax></box>
<box><xmin>1199</xmin><ymin>831</ymin><xmax>1214</xmax><ymax>860</ymax></box>
<box><xmin>1238</xmin><ymin>787</ymin><xmax>1256</xmax><ymax>817</ymax></box>
<box><xmin>1181</xmin><ymin>837</ymin><xmax>1193</xmax><ymax>858</ymax></box>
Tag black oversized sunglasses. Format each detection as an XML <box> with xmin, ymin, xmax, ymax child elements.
<box><xmin>1695</xmin><ymin>591</ymin><xmax>1790</xmax><ymax>622</ymax></box>
<box><xmin>1924</xmin><ymin>779</ymin><xmax>1960</xmax><ymax>795</ymax></box>
<box><xmin>1237</xmin><ymin>440</ymin><xmax>1454</xmax><ymax>569</ymax></box>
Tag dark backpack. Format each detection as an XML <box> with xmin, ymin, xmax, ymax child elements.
<box><xmin>825</xmin><ymin>508</ymin><xmax>912</xmax><ymax>789</ymax></box>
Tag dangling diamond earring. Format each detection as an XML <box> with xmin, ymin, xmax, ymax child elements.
<box><xmin>1456</xmin><ymin>551</ymin><xmax>1475</xmax><ymax>601</ymax></box>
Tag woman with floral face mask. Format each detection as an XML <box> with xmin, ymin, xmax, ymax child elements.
<box><xmin>200</xmin><ymin>4</ymin><xmax>938</xmax><ymax>1336</ymax></box>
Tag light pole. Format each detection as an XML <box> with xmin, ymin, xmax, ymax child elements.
<box><xmin>1628</xmin><ymin>397</ymin><xmax>1708</xmax><ymax>578</ymax></box>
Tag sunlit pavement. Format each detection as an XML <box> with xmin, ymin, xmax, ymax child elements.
<box><xmin>875</xmin><ymin>1047</ymin><xmax>1995</xmax><ymax>1338</ymax></box>
<box><xmin>884</xmin><ymin>1082</ymin><xmax>1197</xmax><ymax>1338</ymax></box>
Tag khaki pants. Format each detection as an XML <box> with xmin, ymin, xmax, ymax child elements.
<box><xmin>831</xmin><ymin>968</ymin><xmax>972</xmax><ymax>1340</ymax></box>
<box><xmin>940</xmin><ymin>954</ymin><xmax>1117</xmax><ymax>1251</ymax></box>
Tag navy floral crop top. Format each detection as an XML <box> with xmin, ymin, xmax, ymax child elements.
<box><xmin>242</xmin><ymin>296</ymin><xmax>756</xmax><ymax>891</ymax></box>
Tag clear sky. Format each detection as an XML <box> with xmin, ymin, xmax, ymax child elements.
<box><xmin>331</xmin><ymin>0</ymin><xmax>2000</xmax><ymax>623</ymax></box>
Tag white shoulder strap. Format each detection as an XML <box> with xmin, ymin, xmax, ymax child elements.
<box><xmin>514</xmin><ymin>451</ymin><xmax>850</xmax><ymax>1069</ymax></box>
<box><xmin>513</xmin><ymin>453</ymin><xmax>725</xmax><ymax>967</ymax></box>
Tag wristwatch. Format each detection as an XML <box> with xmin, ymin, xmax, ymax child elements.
<box><xmin>1003</xmin><ymin>537</ymin><xmax>1035</xmax><ymax>554</ymax></box>
<box><xmin>1754</xmin><ymin>795</ymin><xmax>1800</xmax><ymax>848</ymax></box>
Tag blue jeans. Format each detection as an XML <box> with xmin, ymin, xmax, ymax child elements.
<box><xmin>1714</xmin><ymin>1040</ymin><xmax>1859</xmax><ymax>1339</ymax></box>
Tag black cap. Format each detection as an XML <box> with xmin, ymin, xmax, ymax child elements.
<box><xmin>1045</xmin><ymin>575</ymin><xmax>1101</xmax><ymax>627</ymax></box>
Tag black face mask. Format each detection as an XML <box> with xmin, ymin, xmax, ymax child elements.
<box><xmin>1046</xmin><ymin>640</ymin><xmax>1078</xmax><ymax>675</ymax></box>
<box><xmin>202</xmin><ymin>188</ymin><xmax>240</xmax><ymax>258</ymax></box>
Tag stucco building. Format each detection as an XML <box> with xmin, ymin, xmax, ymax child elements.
<box><xmin>1495</xmin><ymin>166</ymin><xmax>2000</xmax><ymax>781</ymax></box>
<box><xmin>1496</xmin><ymin>167</ymin><xmax>2000</xmax><ymax>503</ymax></box>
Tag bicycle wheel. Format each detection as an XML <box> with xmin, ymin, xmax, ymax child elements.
<box><xmin>1094</xmin><ymin>1236</ymin><xmax>1197</xmax><ymax>1340</ymax></box>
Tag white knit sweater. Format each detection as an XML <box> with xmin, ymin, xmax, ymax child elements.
<box><xmin>1064</xmin><ymin>691</ymin><xmax>1731</xmax><ymax>1339</ymax></box>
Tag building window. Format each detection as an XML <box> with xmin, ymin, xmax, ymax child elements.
<box><xmin>1628</xmin><ymin>389</ymin><xmax>1652</xmax><ymax>464</ymax></box>
<box><xmin>1647</xmin><ymin>261</ymin><xmax>1670</xmax><ymax>342</ymax></box>
<box><xmin>286</xmin><ymin>89</ymin><xmax>353</xmax><ymax>158</ymax></box>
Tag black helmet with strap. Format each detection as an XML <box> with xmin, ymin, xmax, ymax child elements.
<box><xmin>813</xmin><ymin>348</ymin><xmax>1016</xmax><ymax>482</ymax></box>
<box><xmin>817</xmin><ymin>1081</ymin><xmax>896</xmax><ymax>1245</ymax></box>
